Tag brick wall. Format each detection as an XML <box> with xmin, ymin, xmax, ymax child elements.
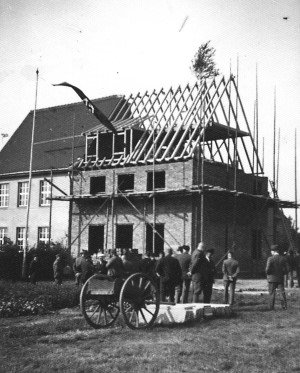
<box><xmin>71</xmin><ymin>159</ymin><xmax>270</xmax><ymax>276</ymax></box>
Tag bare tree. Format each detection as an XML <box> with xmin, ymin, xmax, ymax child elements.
<box><xmin>191</xmin><ymin>41</ymin><xmax>219</xmax><ymax>80</ymax></box>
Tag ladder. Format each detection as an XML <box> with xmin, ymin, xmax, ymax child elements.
<box><xmin>270</xmin><ymin>180</ymin><xmax>295</xmax><ymax>251</ymax></box>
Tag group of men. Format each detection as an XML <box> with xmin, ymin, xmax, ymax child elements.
<box><xmin>146</xmin><ymin>242</ymin><xmax>239</xmax><ymax>306</ymax></box>
<box><xmin>72</xmin><ymin>243</ymin><xmax>241</xmax><ymax>306</ymax></box>
<box><xmin>72</xmin><ymin>241</ymin><xmax>299</xmax><ymax>310</ymax></box>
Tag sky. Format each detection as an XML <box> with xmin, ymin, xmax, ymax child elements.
<box><xmin>0</xmin><ymin>0</ymin><xmax>299</xmax><ymax>218</ymax></box>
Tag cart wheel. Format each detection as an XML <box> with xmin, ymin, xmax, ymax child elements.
<box><xmin>119</xmin><ymin>273</ymin><xmax>160</xmax><ymax>330</ymax></box>
<box><xmin>80</xmin><ymin>275</ymin><xmax>119</xmax><ymax>329</ymax></box>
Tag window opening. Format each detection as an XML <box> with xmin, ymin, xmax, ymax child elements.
<box><xmin>147</xmin><ymin>171</ymin><xmax>165</xmax><ymax>191</ymax></box>
<box><xmin>88</xmin><ymin>225</ymin><xmax>104</xmax><ymax>255</ymax></box>
<box><xmin>90</xmin><ymin>176</ymin><xmax>106</xmax><ymax>194</ymax></box>
<box><xmin>118</xmin><ymin>174</ymin><xmax>134</xmax><ymax>192</ymax></box>
<box><xmin>116</xmin><ymin>224</ymin><xmax>133</xmax><ymax>250</ymax></box>
<box><xmin>113</xmin><ymin>132</ymin><xmax>125</xmax><ymax>157</ymax></box>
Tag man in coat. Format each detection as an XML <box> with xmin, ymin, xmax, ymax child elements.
<box><xmin>140</xmin><ymin>251</ymin><xmax>157</xmax><ymax>281</ymax></box>
<box><xmin>175</xmin><ymin>245</ymin><xmax>192</xmax><ymax>303</ymax></box>
<box><xmin>94</xmin><ymin>252</ymin><xmax>107</xmax><ymax>275</ymax></box>
<box><xmin>222</xmin><ymin>251</ymin><xmax>240</xmax><ymax>306</ymax></box>
<box><xmin>190</xmin><ymin>242</ymin><xmax>206</xmax><ymax>303</ymax></box>
<box><xmin>28</xmin><ymin>255</ymin><xmax>39</xmax><ymax>284</ymax></box>
<box><xmin>106</xmin><ymin>249</ymin><xmax>124</xmax><ymax>278</ymax></box>
<box><xmin>53</xmin><ymin>254</ymin><xmax>64</xmax><ymax>285</ymax></box>
<box><xmin>80</xmin><ymin>252</ymin><xmax>95</xmax><ymax>284</ymax></box>
<box><xmin>73</xmin><ymin>250</ymin><xmax>86</xmax><ymax>285</ymax></box>
<box><xmin>156</xmin><ymin>248</ymin><xmax>182</xmax><ymax>303</ymax></box>
<box><xmin>201</xmin><ymin>248</ymin><xmax>216</xmax><ymax>303</ymax></box>
<box><xmin>265</xmin><ymin>244</ymin><xmax>289</xmax><ymax>310</ymax></box>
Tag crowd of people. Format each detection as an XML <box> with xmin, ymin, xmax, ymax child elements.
<box><xmin>27</xmin><ymin>242</ymin><xmax>300</xmax><ymax>310</ymax></box>
<box><xmin>69</xmin><ymin>242</ymin><xmax>241</xmax><ymax>306</ymax></box>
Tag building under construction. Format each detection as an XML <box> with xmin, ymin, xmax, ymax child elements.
<box><xmin>51</xmin><ymin>75</ymin><xmax>291</xmax><ymax>277</ymax></box>
<box><xmin>1</xmin><ymin>75</ymin><xmax>296</xmax><ymax>276</ymax></box>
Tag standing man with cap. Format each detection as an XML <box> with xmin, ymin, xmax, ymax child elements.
<box><xmin>265</xmin><ymin>244</ymin><xmax>289</xmax><ymax>310</ymax></box>
<box><xmin>222</xmin><ymin>251</ymin><xmax>240</xmax><ymax>306</ymax></box>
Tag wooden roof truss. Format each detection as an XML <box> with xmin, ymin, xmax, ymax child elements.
<box><xmin>81</xmin><ymin>75</ymin><xmax>263</xmax><ymax>175</ymax></box>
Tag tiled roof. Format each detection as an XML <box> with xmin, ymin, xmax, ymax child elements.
<box><xmin>0</xmin><ymin>95</ymin><xmax>124</xmax><ymax>176</ymax></box>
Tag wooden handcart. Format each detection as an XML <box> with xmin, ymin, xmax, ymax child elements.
<box><xmin>80</xmin><ymin>273</ymin><xmax>160</xmax><ymax>330</ymax></box>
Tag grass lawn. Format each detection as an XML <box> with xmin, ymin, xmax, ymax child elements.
<box><xmin>0</xmin><ymin>280</ymin><xmax>300</xmax><ymax>373</ymax></box>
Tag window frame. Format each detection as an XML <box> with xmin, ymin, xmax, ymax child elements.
<box><xmin>16</xmin><ymin>227</ymin><xmax>26</xmax><ymax>250</ymax></box>
<box><xmin>38</xmin><ymin>227</ymin><xmax>50</xmax><ymax>245</ymax></box>
<box><xmin>18</xmin><ymin>181</ymin><xmax>29</xmax><ymax>207</ymax></box>
<box><xmin>0</xmin><ymin>227</ymin><xmax>8</xmax><ymax>246</ymax></box>
<box><xmin>0</xmin><ymin>183</ymin><xmax>9</xmax><ymax>207</ymax></box>
<box><xmin>40</xmin><ymin>180</ymin><xmax>51</xmax><ymax>206</ymax></box>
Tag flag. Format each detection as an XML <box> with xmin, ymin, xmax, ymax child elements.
<box><xmin>53</xmin><ymin>82</ymin><xmax>117</xmax><ymax>134</ymax></box>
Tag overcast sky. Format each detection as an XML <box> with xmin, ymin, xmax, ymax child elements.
<box><xmin>0</xmin><ymin>0</ymin><xmax>299</xmax><ymax>214</ymax></box>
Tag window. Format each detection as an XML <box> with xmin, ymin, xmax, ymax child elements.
<box><xmin>0</xmin><ymin>227</ymin><xmax>8</xmax><ymax>246</ymax></box>
<box><xmin>147</xmin><ymin>171</ymin><xmax>165</xmax><ymax>191</ymax></box>
<box><xmin>16</xmin><ymin>227</ymin><xmax>26</xmax><ymax>249</ymax></box>
<box><xmin>251</xmin><ymin>229</ymin><xmax>262</xmax><ymax>259</ymax></box>
<box><xmin>116</xmin><ymin>224</ymin><xmax>133</xmax><ymax>250</ymax></box>
<box><xmin>0</xmin><ymin>183</ymin><xmax>9</xmax><ymax>207</ymax></box>
<box><xmin>113</xmin><ymin>132</ymin><xmax>125</xmax><ymax>156</ymax></box>
<box><xmin>40</xmin><ymin>180</ymin><xmax>51</xmax><ymax>206</ymax></box>
<box><xmin>117</xmin><ymin>174</ymin><xmax>134</xmax><ymax>192</ymax></box>
<box><xmin>88</xmin><ymin>225</ymin><xmax>104</xmax><ymax>254</ymax></box>
<box><xmin>90</xmin><ymin>176</ymin><xmax>106</xmax><ymax>194</ymax></box>
<box><xmin>18</xmin><ymin>182</ymin><xmax>29</xmax><ymax>207</ymax></box>
<box><xmin>38</xmin><ymin>227</ymin><xmax>49</xmax><ymax>245</ymax></box>
<box><xmin>146</xmin><ymin>223</ymin><xmax>164</xmax><ymax>256</ymax></box>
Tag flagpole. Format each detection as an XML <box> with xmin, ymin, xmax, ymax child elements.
<box><xmin>295</xmin><ymin>128</ymin><xmax>298</xmax><ymax>250</ymax></box>
<box><xmin>22</xmin><ymin>69</ymin><xmax>39</xmax><ymax>279</ymax></box>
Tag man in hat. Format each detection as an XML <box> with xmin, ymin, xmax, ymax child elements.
<box><xmin>265</xmin><ymin>244</ymin><xmax>289</xmax><ymax>310</ymax></box>
<box><xmin>222</xmin><ymin>251</ymin><xmax>240</xmax><ymax>306</ymax></box>
<box><xmin>73</xmin><ymin>250</ymin><xmax>86</xmax><ymax>285</ymax></box>
<box><xmin>201</xmin><ymin>248</ymin><xmax>216</xmax><ymax>303</ymax></box>
<box><xmin>94</xmin><ymin>252</ymin><xmax>107</xmax><ymax>275</ymax></box>
<box><xmin>190</xmin><ymin>242</ymin><xmax>206</xmax><ymax>303</ymax></box>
